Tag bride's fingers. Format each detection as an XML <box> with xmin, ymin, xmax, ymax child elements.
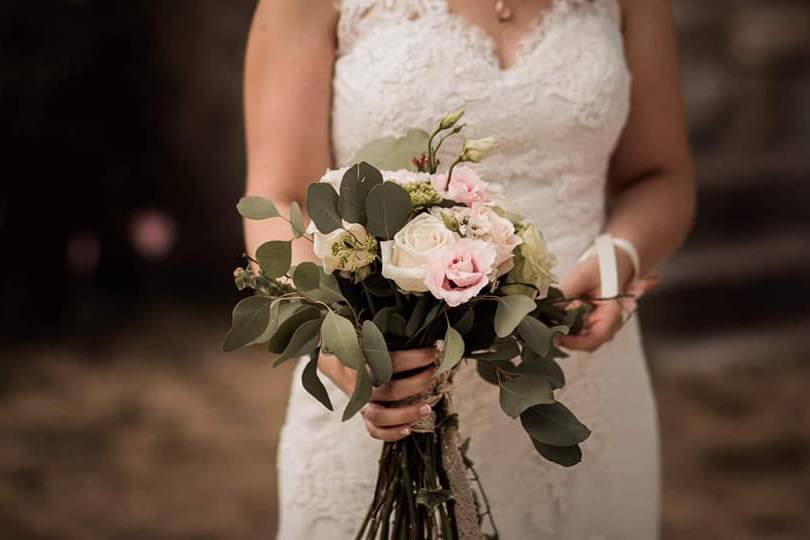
<box><xmin>362</xmin><ymin>402</ymin><xmax>432</xmax><ymax>428</ymax></box>
<box><xmin>391</xmin><ymin>348</ymin><xmax>439</xmax><ymax>374</ymax></box>
<box><xmin>556</xmin><ymin>302</ymin><xmax>623</xmax><ymax>353</ymax></box>
<box><xmin>371</xmin><ymin>366</ymin><xmax>436</xmax><ymax>402</ymax></box>
<box><xmin>363</xmin><ymin>418</ymin><xmax>412</xmax><ymax>442</ymax></box>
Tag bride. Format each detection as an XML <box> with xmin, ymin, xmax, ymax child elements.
<box><xmin>243</xmin><ymin>0</ymin><xmax>695</xmax><ymax>538</ymax></box>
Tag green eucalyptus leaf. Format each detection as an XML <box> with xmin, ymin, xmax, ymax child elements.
<box><xmin>339</xmin><ymin>162</ymin><xmax>383</xmax><ymax>224</ymax></box>
<box><xmin>273</xmin><ymin>318</ymin><xmax>322</xmax><ymax>366</ymax></box>
<box><xmin>495</xmin><ymin>295</ymin><xmax>537</xmax><ymax>338</ymax></box>
<box><xmin>321</xmin><ymin>311</ymin><xmax>364</xmax><ymax>370</ymax></box>
<box><xmin>519</xmin><ymin>347</ymin><xmax>566</xmax><ymax>389</ymax></box>
<box><xmin>518</xmin><ymin>317</ymin><xmax>568</xmax><ymax>357</ymax></box>
<box><xmin>372</xmin><ymin>306</ymin><xmax>397</xmax><ymax>334</ymax></box>
<box><xmin>342</xmin><ymin>363</ymin><xmax>372</xmax><ymax>421</ymax></box>
<box><xmin>455</xmin><ymin>309</ymin><xmax>475</xmax><ymax>335</ymax></box>
<box><xmin>365</xmin><ymin>182</ymin><xmax>412</xmax><ymax>240</ymax></box>
<box><xmin>350</xmin><ymin>128</ymin><xmax>430</xmax><ymax>171</ymax></box>
<box><xmin>302</xmin><ymin>352</ymin><xmax>333</xmax><ymax>411</ymax></box>
<box><xmin>256</xmin><ymin>240</ymin><xmax>292</xmax><ymax>279</ymax></box>
<box><xmin>292</xmin><ymin>262</ymin><xmax>346</xmax><ymax>305</ymax></box>
<box><xmin>237</xmin><ymin>196</ymin><xmax>279</xmax><ymax>220</ymax></box>
<box><xmin>268</xmin><ymin>306</ymin><xmax>322</xmax><ymax>354</ymax></box>
<box><xmin>520</xmin><ymin>402</ymin><xmax>591</xmax><ymax>447</ymax></box>
<box><xmin>361</xmin><ymin>321</ymin><xmax>392</xmax><ymax>385</ymax></box>
<box><xmin>289</xmin><ymin>201</ymin><xmax>306</xmax><ymax>238</ymax></box>
<box><xmin>413</xmin><ymin>302</ymin><xmax>443</xmax><ymax>339</ymax></box>
<box><xmin>470</xmin><ymin>339</ymin><xmax>520</xmax><ymax>363</ymax></box>
<box><xmin>530</xmin><ymin>438</ymin><xmax>582</xmax><ymax>467</ymax></box>
<box><xmin>223</xmin><ymin>295</ymin><xmax>273</xmax><ymax>352</ymax></box>
<box><xmin>438</xmin><ymin>325</ymin><xmax>464</xmax><ymax>375</ymax></box>
<box><xmin>388</xmin><ymin>313</ymin><xmax>408</xmax><ymax>338</ymax></box>
<box><xmin>306</xmin><ymin>183</ymin><xmax>342</xmax><ymax>233</ymax></box>
<box><xmin>405</xmin><ymin>295</ymin><xmax>431</xmax><ymax>338</ymax></box>
<box><xmin>499</xmin><ymin>374</ymin><xmax>555</xmax><ymax>418</ymax></box>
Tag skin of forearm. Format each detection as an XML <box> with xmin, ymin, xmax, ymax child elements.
<box><xmin>605</xmin><ymin>170</ymin><xmax>695</xmax><ymax>279</ymax></box>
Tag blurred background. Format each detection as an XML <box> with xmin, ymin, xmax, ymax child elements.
<box><xmin>1</xmin><ymin>1</ymin><xmax>809</xmax><ymax>538</ymax></box>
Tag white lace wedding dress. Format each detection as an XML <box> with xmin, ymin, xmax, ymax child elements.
<box><xmin>277</xmin><ymin>0</ymin><xmax>660</xmax><ymax>538</ymax></box>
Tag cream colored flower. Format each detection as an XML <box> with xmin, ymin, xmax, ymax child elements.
<box><xmin>312</xmin><ymin>222</ymin><xmax>377</xmax><ymax>274</ymax></box>
<box><xmin>380</xmin><ymin>213</ymin><xmax>459</xmax><ymax>292</ymax></box>
<box><xmin>504</xmin><ymin>222</ymin><xmax>557</xmax><ymax>297</ymax></box>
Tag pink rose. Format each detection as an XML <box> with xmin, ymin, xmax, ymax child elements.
<box><xmin>433</xmin><ymin>166</ymin><xmax>490</xmax><ymax>206</ymax></box>
<box><xmin>424</xmin><ymin>239</ymin><xmax>497</xmax><ymax>307</ymax></box>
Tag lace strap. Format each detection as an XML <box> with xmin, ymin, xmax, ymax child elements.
<box><xmin>335</xmin><ymin>0</ymin><xmax>436</xmax><ymax>55</ymax></box>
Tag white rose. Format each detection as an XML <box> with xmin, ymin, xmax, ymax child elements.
<box><xmin>312</xmin><ymin>222</ymin><xmax>376</xmax><ymax>274</ymax></box>
<box><xmin>380</xmin><ymin>213</ymin><xmax>459</xmax><ymax>292</ymax></box>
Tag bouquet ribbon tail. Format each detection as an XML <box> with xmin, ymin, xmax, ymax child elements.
<box><xmin>442</xmin><ymin>421</ymin><xmax>481</xmax><ymax>539</ymax></box>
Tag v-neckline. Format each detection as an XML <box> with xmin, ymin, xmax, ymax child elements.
<box><xmin>435</xmin><ymin>0</ymin><xmax>563</xmax><ymax>73</ymax></box>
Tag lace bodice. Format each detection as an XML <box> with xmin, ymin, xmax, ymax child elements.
<box><xmin>333</xmin><ymin>0</ymin><xmax>631</xmax><ymax>272</ymax></box>
<box><xmin>277</xmin><ymin>3</ymin><xmax>660</xmax><ymax>539</ymax></box>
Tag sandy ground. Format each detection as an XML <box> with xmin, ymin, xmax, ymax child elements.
<box><xmin>1</xmin><ymin>309</ymin><xmax>808</xmax><ymax>540</ymax></box>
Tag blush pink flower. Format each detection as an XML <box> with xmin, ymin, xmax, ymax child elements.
<box><xmin>424</xmin><ymin>239</ymin><xmax>497</xmax><ymax>307</ymax></box>
<box><xmin>433</xmin><ymin>166</ymin><xmax>490</xmax><ymax>206</ymax></box>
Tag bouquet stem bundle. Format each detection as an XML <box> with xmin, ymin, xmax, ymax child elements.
<box><xmin>357</xmin><ymin>389</ymin><xmax>497</xmax><ymax>540</ymax></box>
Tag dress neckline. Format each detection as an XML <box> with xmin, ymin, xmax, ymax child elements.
<box><xmin>433</xmin><ymin>0</ymin><xmax>566</xmax><ymax>73</ymax></box>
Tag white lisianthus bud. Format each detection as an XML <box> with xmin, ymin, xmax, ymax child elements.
<box><xmin>439</xmin><ymin>109</ymin><xmax>465</xmax><ymax>130</ymax></box>
<box><xmin>460</xmin><ymin>137</ymin><xmax>498</xmax><ymax>163</ymax></box>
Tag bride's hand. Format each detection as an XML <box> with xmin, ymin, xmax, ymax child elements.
<box><xmin>555</xmin><ymin>250</ymin><xmax>635</xmax><ymax>353</ymax></box>
<box><xmin>318</xmin><ymin>348</ymin><xmax>438</xmax><ymax>442</ymax></box>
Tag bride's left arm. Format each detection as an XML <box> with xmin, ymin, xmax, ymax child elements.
<box><xmin>558</xmin><ymin>0</ymin><xmax>696</xmax><ymax>352</ymax></box>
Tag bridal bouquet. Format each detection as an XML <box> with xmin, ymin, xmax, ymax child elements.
<box><xmin>226</xmin><ymin>111</ymin><xmax>592</xmax><ymax>539</ymax></box>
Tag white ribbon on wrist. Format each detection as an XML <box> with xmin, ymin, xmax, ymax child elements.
<box><xmin>578</xmin><ymin>234</ymin><xmax>641</xmax><ymax>298</ymax></box>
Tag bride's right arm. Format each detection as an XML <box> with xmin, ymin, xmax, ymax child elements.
<box><xmin>243</xmin><ymin>1</ymin><xmax>432</xmax><ymax>439</ymax></box>
<box><xmin>243</xmin><ymin>0</ymin><xmax>337</xmax><ymax>264</ymax></box>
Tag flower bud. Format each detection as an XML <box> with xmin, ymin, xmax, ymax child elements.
<box><xmin>439</xmin><ymin>109</ymin><xmax>465</xmax><ymax>130</ymax></box>
<box><xmin>460</xmin><ymin>136</ymin><xmax>498</xmax><ymax>163</ymax></box>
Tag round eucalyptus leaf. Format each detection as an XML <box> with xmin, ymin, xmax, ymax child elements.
<box><xmin>365</xmin><ymin>182</ymin><xmax>412</xmax><ymax>240</ymax></box>
<box><xmin>519</xmin><ymin>347</ymin><xmax>566</xmax><ymax>389</ymax></box>
<box><xmin>519</xmin><ymin>317</ymin><xmax>569</xmax><ymax>357</ymax></box>
<box><xmin>306</xmin><ymin>183</ymin><xmax>342</xmax><ymax>233</ymax></box>
<box><xmin>237</xmin><ymin>196</ymin><xmax>280</xmax><ymax>220</ymax></box>
<box><xmin>256</xmin><ymin>240</ymin><xmax>292</xmax><ymax>279</ymax></box>
<box><xmin>519</xmin><ymin>402</ymin><xmax>591</xmax><ymax>447</ymax></box>
<box><xmin>342</xmin><ymin>362</ymin><xmax>372</xmax><ymax>422</ymax></box>
<box><xmin>438</xmin><ymin>325</ymin><xmax>464</xmax><ymax>375</ymax></box>
<box><xmin>339</xmin><ymin>162</ymin><xmax>383</xmax><ymax>224</ymax></box>
<box><xmin>268</xmin><ymin>306</ymin><xmax>322</xmax><ymax>354</ymax></box>
<box><xmin>302</xmin><ymin>353</ymin><xmax>333</xmax><ymax>411</ymax></box>
<box><xmin>361</xmin><ymin>321</ymin><xmax>392</xmax><ymax>385</ymax></box>
<box><xmin>498</xmin><ymin>374</ymin><xmax>555</xmax><ymax>418</ymax></box>
<box><xmin>289</xmin><ymin>201</ymin><xmax>306</xmax><ymax>238</ymax></box>
<box><xmin>222</xmin><ymin>295</ymin><xmax>273</xmax><ymax>352</ymax></box>
<box><xmin>530</xmin><ymin>438</ymin><xmax>582</xmax><ymax>467</ymax></box>
<box><xmin>273</xmin><ymin>318</ymin><xmax>322</xmax><ymax>366</ymax></box>
<box><xmin>321</xmin><ymin>311</ymin><xmax>364</xmax><ymax>370</ymax></box>
<box><xmin>494</xmin><ymin>295</ymin><xmax>537</xmax><ymax>338</ymax></box>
